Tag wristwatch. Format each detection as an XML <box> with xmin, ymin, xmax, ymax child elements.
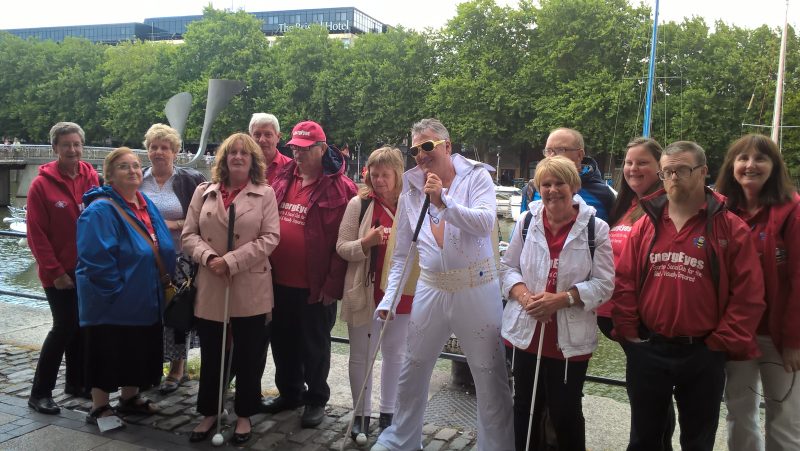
<box><xmin>566</xmin><ymin>291</ymin><xmax>575</xmax><ymax>307</ymax></box>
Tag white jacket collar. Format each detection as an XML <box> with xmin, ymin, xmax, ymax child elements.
<box><xmin>404</xmin><ymin>154</ymin><xmax>494</xmax><ymax>193</ymax></box>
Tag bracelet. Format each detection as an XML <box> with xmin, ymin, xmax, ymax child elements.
<box><xmin>566</xmin><ymin>291</ymin><xmax>575</xmax><ymax>307</ymax></box>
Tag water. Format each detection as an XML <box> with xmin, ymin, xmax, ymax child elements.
<box><xmin>0</xmin><ymin>206</ymin><xmax>46</xmax><ymax>308</ymax></box>
<box><xmin>0</xmin><ymin>205</ymin><xmax>628</xmax><ymax>399</ymax></box>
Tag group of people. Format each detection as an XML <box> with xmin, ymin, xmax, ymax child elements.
<box><xmin>21</xmin><ymin>116</ymin><xmax>798</xmax><ymax>451</ymax></box>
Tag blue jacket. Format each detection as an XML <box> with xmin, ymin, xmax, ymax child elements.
<box><xmin>520</xmin><ymin>156</ymin><xmax>615</xmax><ymax>221</ymax></box>
<box><xmin>76</xmin><ymin>185</ymin><xmax>176</xmax><ymax>327</ymax></box>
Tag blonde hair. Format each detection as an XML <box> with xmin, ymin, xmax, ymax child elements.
<box><xmin>103</xmin><ymin>147</ymin><xmax>137</xmax><ymax>185</ymax></box>
<box><xmin>359</xmin><ymin>146</ymin><xmax>405</xmax><ymax>200</ymax></box>
<box><xmin>143</xmin><ymin>123</ymin><xmax>181</xmax><ymax>153</ymax></box>
<box><xmin>533</xmin><ymin>155</ymin><xmax>581</xmax><ymax>193</ymax></box>
<box><xmin>211</xmin><ymin>133</ymin><xmax>266</xmax><ymax>185</ymax></box>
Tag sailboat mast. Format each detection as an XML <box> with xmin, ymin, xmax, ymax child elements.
<box><xmin>771</xmin><ymin>0</ymin><xmax>789</xmax><ymax>150</ymax></box>
<box><xmin>642</xmin><ymin>0</ymin><xmax>660</xmax><ymax>138</ymax></box>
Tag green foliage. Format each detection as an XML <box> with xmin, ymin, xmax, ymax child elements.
<box><xmin>0</xmin><ymin>0</ymin><xmax>798</xmax><ymax>176</ymax></box>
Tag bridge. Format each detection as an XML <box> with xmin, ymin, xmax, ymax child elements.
<box><xmin>0</xmin><ymin>144</ymin><xmax>212</xmax><ymax>206</ymax></box>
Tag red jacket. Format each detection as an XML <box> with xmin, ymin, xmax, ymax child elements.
<box><xmin>612</xmin><ymin>188</ymin><xmax>766</xmax><ymax>360</ymax></box>
<box><xmin>270</xmin><ymin>145</ymin><xmax>357</xmax><ymax>303</ymax></box>
<box><xmin>26</xmin><ymin>160</ymin><xmax>100</xmax><ymax>287</ymax></box>
<box><xmin>753</xmin><ymin>196</ymin><xmax>800</xmax><ymax>352</ymax></box>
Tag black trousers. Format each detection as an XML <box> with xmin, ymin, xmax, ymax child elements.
<box><xmin>624</xmin><ymin>340</ymin><xmax>726</xmax><ymax>451</ymax></box>
<box><xmin>512</xmin><ymin>352</ymin><xmax>589</xmax><ymax>451</ymax></box>
<box><xmin>31</xmin><ymin>287</ymin><xmax>84</xmax><ymax>397</ymax></box>
<box><xmin>196</xmin><ymin>314</ymin><xmax>267</xmax><ymax>417</ymax></box>
<box><xmin>270</xmin><ymin>284</ymin><xmax>337</xmax><ymax>407</ymax></box>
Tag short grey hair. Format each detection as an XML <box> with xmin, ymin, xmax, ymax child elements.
<box><xmin>549</xmin><ymin>127</ymin><xmax>584</xmax><ymax>150</ymax></box>
<box><xmin>663</xmin><ymin>140</ymin><xmax>707</xmax><ymax>166</ymax></box>
<box><xmin>411</xmin><ymin>118</ymin><xmax>450</xmax><ymax>141</ymax></box>
<box><xmin>50</xmin><ymin>122</ymin><xmax>85</xmax><ymax>146</ymax></box>
<box><xmin>249</xmin><ymin>113</ymin><xmax>280</xmax><ymax>135</ymax></box>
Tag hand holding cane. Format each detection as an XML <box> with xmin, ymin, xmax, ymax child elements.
<box><xmin>212</xmin><ymin>204</ymin><xmax>236</xmax><ymax>447</ymax></box>
<box><xmin>343</xmin><ymin>194</ymin><xmax>431</xmax><ymax>449</ymax></box>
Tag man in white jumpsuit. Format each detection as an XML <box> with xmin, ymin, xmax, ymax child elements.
<box><xmin>372</xmin><ymin>119</ymin><xmax>514</xmax><ymax>451</ymax></box>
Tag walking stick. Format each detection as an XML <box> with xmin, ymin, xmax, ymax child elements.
<box><xmin>525</xmin><ymin>321</ymin><xmax>547</xmax><ymax>451</ymax></box>
<box><xmin>342</xmin><ymin>194</ymin><xmax>431</xmax><ymax>449</ymax></box>
<box><xmin>352</xmin><ymin>331</ymin><xmax>372</xmax><ymax>446</ymax></box>
<box><xmin>212</xmin><ymin>204</ymin><xmax>236</xmax><ymax>447</ymax></box>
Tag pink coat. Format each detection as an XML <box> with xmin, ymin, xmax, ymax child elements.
<box><xmin>181</xmin><ymin>182</ymin><xmax>281</xmax><ymax>322</ymax></box>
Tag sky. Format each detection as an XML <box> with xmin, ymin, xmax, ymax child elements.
<box><xmin>0</xmin><ymin>0</ymin><xmax>796</xmax><ymax>31</ymax></box>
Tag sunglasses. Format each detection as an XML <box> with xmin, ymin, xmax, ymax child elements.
<box><xmin>408</xmin><ymin>139</ymin><xmax>446</xmax><ymax>157</ymax></box>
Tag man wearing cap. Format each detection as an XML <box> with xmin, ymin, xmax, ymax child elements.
<box><xmin>520</xmin><ymin>127</ymin><xmax>615</xmax><ymax>221</ymax></box>
<box><xmin>249</xmin><ymin>113</ymin><xmax>291</xmax><ymax>185</ymax></box>
<box><xmin>261</xmin><ymin>120</ymin><xmax>358</xmax><ymax>428</ymax></box>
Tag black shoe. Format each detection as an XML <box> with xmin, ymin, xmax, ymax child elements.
<box><xmin>231</xmin><ymin>418</ymin><xmax>251</xmax><ymax>445</ymax></box>
<box><xmin>300</xmin><ymin>405</ymin><xmax>325</xmax><ymax>428</ymax></box>
<box><xmin>378</xmin><ymin>412</ymin><xmax>393</xmax><ymax>429</ymax></box>
<box><xmin>28</xmin><ymin>395</ymin><xmax>60</xmax><ymax>415</ymax></box>
<box><xmin>351</xmin><ymin>415</ymin><xmax>370</xmax><ymax>440</ymax></box>
<box><xmin>259</xmin><ymin>396</ymin><xmax>302</xmax><ymax>414</ymax></box>
<box><xmin>189</xmin><ymin>427</ymin><xmax>212</xmax><ymax>443</ymax></box>
<box><xmin>65</xmin><ymin>384</ymin><xmax>92</xmax><ymax>399</ymax></box>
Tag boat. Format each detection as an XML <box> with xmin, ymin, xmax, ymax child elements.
<box><xmin>3</xmin><ymin>205</ymin><xmax>28</xmax><ymax>247</ymax></box>
<box><xmin>495</xmin><ymin>185</ymin><xmax>521</xmax><ymax>219</ymax></box>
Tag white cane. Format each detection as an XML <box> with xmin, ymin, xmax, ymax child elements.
<box><xmin>342</xmin><ymin>194</ymin><xmax>431</xmax><ymax>450</ymax></box>
<box><xmin>525</xmin><ymin>321</ymin><xmax>547</xmax><ymax>451</ymax></box>
<box><xmin>212</xmin><ymin>204</ymin><xmax>236</xmax><ymax>447</ymax></box>
<box><xmin>351</xmin><ymin>331</ymin><xmax>372</xmax><ymax>446</ymax></box>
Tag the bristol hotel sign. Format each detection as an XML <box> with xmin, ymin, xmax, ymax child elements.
<box><xmin>277</xmin><ymin>20</ymin><xmax>351</xmax><ymax>34</ymax></box>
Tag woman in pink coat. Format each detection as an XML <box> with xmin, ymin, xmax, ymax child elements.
<box><xmin>182</xmin><ymin>133</ymin><xmax>280</xmax><ymax>446</ymax></box>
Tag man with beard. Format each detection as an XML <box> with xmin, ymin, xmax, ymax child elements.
<box><xmin>612</xmin><ymin>140</ymin><xmax>765</xmax><ymax>451</ymax></box>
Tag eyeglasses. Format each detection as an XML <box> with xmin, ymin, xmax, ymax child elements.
<box><xmin>657</xmin><ymin>164</ymin><xmax>703</xmax><ymax>180</ymax></box>
<box><xmin>115</xmin><ymin>162</ymin><xmax>142</xmax><ymax>171</ymax></box>
<box><xmin>408</xmin><ymin>140</ymin><xmax>446</xmax><ymax>157</ymax></box>
<box><xmin>544</xmin><ymin>147</ymin><xmax>580</xmax><ymax>157</ymax></box>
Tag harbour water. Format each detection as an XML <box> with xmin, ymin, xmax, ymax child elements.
<box><xmin>0</xmin><ymin>196</ymin><xmax>628</xmax><ymax>401</ymax></box>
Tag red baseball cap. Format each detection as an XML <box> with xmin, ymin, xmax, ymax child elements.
<box><xmin>286</xmin><ymin>121</ymin><xmax>326</xmax><ymax>147</ymax></box>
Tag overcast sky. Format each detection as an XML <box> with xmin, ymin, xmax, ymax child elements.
<box><xmin>0</xmin><ymin>0</ymin><xmax>795</xmax><ymax>31</ymax></box>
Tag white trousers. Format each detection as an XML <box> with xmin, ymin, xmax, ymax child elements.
<box><xmin>348</xmin><ymin>314</ymin><xmax>410</xmax><ymax>416</ymax></box>
<box><xmin>375</xmin><ymin>281</ymin><xmax>515</xmax><ymax>451</ymax></box>
<box><xmin>725</xmin><ymin>335</ymin><xmax>800</xmax><ymax>451</ymax></box>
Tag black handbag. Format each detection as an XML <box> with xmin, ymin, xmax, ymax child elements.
<box><xmin>164</xmin><ymin>255</ymin><xmax>197</xmax><ymax>333</ymax></box>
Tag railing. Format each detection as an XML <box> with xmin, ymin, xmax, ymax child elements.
<box><xmin>0</xmin><ymin>144</ymin><xmax>211</xmax><ymax>168</ymax></box>
<box><xmin>0</xmin><ymin>230</ymin><xmax>627</xmax><ymax>387</ymax></box>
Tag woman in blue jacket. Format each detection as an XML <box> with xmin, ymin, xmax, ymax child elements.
<box><xmin>76</xmin><ymin>147</ymin><xmax>175</xmax><ymax>425</ymax></box>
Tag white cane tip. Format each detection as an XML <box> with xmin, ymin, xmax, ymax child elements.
<box><xmin>356</xmin><ymin>433</ymin><xmax>368</xmax><ymax>445</ymax></box>
<box><xmin>212</xmin><ymin>433</ymin><xmax>224</xmax><ymax>446</ymax></box>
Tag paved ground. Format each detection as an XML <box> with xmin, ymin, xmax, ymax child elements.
<box><xmin>0</xmin><ymin>300</ymin><xmax>740</xmax><ymax>450</ymax></box>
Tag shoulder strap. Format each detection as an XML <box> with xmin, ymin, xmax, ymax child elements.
<box><xmin>522</xmin><ymin>211</ymin><xmax>533</xmax><ymax>241</ymax></box>
<box><xmin>97</xmin><ymin>198</ymin><xmax>170</xmax><ymax>285</ymax></box>
<box><xmin>588</xmin><ymin>214</ymin><xmax>596</xmax><ymax>260</ymax></box>
<box><xmin>359</xmin><ymin>197</ymin><xmax>372</xmax><ymax>224</ymax></box>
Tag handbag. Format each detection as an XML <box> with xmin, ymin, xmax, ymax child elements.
<box><xmin>164</xmin><ymin>255</ymin><xmax>197</xmax><ymax>332</ymax></box>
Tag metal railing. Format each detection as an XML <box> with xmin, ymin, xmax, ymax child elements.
<box><xmin>0</xmin><ymin>144</ymin><xmax>211</xmax><ymax>168</ymax></box>
<box><xmin>0</xmin><ymin>231</ymin><xmax>627</xmax><ymax>387</ymax></box>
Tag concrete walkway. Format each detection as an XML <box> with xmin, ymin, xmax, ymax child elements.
<box><xmin>0</xmin><ymin>300</ymin><xmax>737</xmax><ymax>450</ymax></box>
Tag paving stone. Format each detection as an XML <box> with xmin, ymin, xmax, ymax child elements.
<box><xmin>424</xmin><ymin>439</ymin><xmax>446</xmax><ymax>451</ymax></box>
<box><xmin>434</xmin><ymin>427</ymin><xmax>458</xmax><ymax>441</ymax></box>
<box><xmin>155</xmin><ymin>414</ymin><xmax>191</xmax><ymax>431</ymax></box>
<box><xmin>287</xmin><ymin>427</ymin><xmax>317</xmax><ymax>443</ymax></box>
<box><xmin>253</xmin><ymin>419</ymin><xmax>277</xmax><ymax>434</ymax></box>
<box><xmin>422</xmin><ymin>423</ymin><xmax>438</xmax><ymax>435</ymax></box>
<box><xmin>448</xmin><ymin>436</ymin><xmax>472</xmax><ymax>450</ymax></box>
<box><xmin>1</xmin><ymin>383</ymin><xmax>29</xmax><ymax>394</ymax></box>
<box><xmin>271</xmin><ymin>409</ymin><xmax>297</xmax><ymax>421</ymax></box>
<box><xmin>158</xmin><ymin>403</ymin><xmax>188</xmax><ymax>416</ymax></box>
<box><xmin>250</xmin><ymin>432</ymin><xmax>286</xmax><ymax>450</ymax></box>
<box><xmin>312</xmin><ymin>429</ymin><xmax>338</xmax><ymax>444</ymax></box>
